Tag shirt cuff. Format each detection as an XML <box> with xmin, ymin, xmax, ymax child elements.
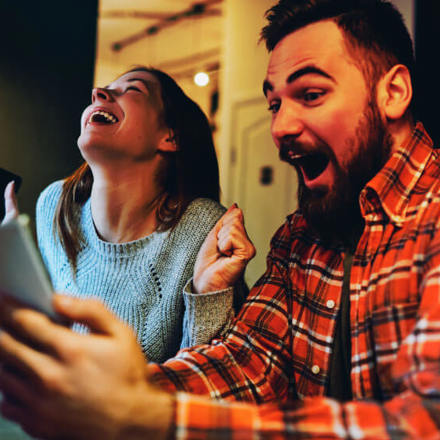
<box><xmin>175</xmin><ymin>392</ymin><xmax>258</xmax><ymax>439</ymax></box>
<box><xmin>183</xmin><ymin>278</ymin><xmax>234</xmax><ymax>297</ymax></box>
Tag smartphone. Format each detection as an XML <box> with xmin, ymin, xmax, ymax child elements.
<box><xmin>0</xmin><ymin>168</ymin><xmax>22</xmax><ymax>220</ymax></box>
<box><xmin>0</xmin><ymin>214</ymin><xmax>58</xmax><ymax>320</ymax></box>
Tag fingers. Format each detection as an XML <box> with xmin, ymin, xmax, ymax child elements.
<box><xmin>224</xmin><ymin>202</ymin><xmax>238</xmax><ymax>216</ymax></box>
<box><xmin>0</xmin><ymin>395</ymin><xmax>50</xmax><ymax>440</ymax></box>
<box><xmin>208</xmin><ymin>203</ymin><xmax>239</xmax><ymax>239</ymax></box>
<box><xmin>193</xmin><ymin>204</ymin><xmax>255</xmax><ymax>293</ymax></box>
<box><xmin>2</xmin><ymin>181</ymin><xmax>19</xmax><ymax>225</ymax></box>
<box><xmin>0</xmin><ymin>364</ymin><xmax>38</xmax><ymax>409</ymax></box>
<box><xmin>53</xmin><ymin>294</ymin><xmax>124</xmax><ymax>335</ymax></box>
<box><xmin>217</xmin><ymin>205</ymin><xmax>255</xmax><ymax>261</ymax></box>
<box><xmin>0</xmin><ymin>295</ymin><xmax>71</xmax><ymax>354</ymax></box>
<box><xmin>0</xmin><ymin>330</ymin><xmax>58</xmax><ymax>386</ymax></box>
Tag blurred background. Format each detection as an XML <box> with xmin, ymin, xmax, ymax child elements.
<box><xmin>0</xmin><ymin>0</ymin><xmax>438</xmax><ymax>438</ymax></box>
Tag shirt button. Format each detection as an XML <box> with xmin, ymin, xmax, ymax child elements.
<box><xmin>326</xmin><ymin>299</ymin><xmax>335</xmax><ymax>309</ymax></box>
<box><xmin>311</xmin><ymin>365</ymin><xmax>320</xmax><ymax>375</ymax></box>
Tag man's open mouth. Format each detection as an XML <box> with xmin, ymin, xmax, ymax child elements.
<box><xmin>89</xmin><ymin>110</ymin><xmax>118</xmax><ymax>124</ymax></box>
<box><xmin>282</xmin><ymin>149</ymin><xmax>329</xmax><ymax>181</ymax></box>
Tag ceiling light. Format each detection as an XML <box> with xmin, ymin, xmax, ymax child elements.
<box><xmin>194</xmin><ymin>71</ymin><xmax>210</xmax><ymax>87</ymax></box>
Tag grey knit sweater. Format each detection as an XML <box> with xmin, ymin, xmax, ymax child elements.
<box><xmin>36</xmin><ymin>181</ymin><xmax>242</xmax><ymax>362</ymax></box>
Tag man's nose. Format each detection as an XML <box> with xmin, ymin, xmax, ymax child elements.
<box><xmin>91</xmin><ymin>87</ymin><xmax>113</xmax><ymax>103</ymax></box>
<box><xmin>271</xmin><ymin>102</ymin><xmax>304</xmax><ymax>141</ymax></box>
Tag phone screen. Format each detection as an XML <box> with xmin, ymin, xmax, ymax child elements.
<box><xmin>0</xmin><ymin>168</ymin><xmax>22</xmax><ymax>220</ymax></box>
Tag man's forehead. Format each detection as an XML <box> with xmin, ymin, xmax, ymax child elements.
<box><xmin>265</xmin><ymin>20</ymin><xmax>346</xmax><ymax>83</ymax></box>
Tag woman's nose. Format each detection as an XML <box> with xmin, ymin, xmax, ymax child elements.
<box><xmin>91</xmin><ymin>87</ymin><xmax>113</xmax><ymax>103</ymax></box>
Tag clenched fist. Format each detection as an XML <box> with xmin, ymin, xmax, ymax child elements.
<box><xmin>193</xmin><ymin>204</ymin><xmax>256</xmax><ymax>293</ymax></box>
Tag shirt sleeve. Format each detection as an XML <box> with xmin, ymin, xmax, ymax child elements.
<box><xmin>172</xmin><ymin>299</ymin><xmax>440</xmax><ymax>440</ymax></box>
<box><xmin>149</xmin><ymin>219</ymin><xmax>440</xmax><ymax>439</ymax></box>
<box><xmin>149</xmin><ymin>240</ymin><xmax>294</xmax><ymax>403</ymax></box>
<box><xmin>173</xmin><ymin>393</ymin><xmax>391</xmax><ymax>439</ymax></box>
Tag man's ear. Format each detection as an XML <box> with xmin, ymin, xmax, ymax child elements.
<box><xmin>157</xmin><ymin>130</ymin><xmax>178</xmax><ymax>153</ymax></box>
<box><xmin>377</xmin><ymin>64</ymin><xmax>413</xmax><ymax>120</ymax></box>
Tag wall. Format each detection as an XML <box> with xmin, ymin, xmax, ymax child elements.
<box><xmin>391</xmin><ymin>0</ymin><xmax>414</xmax><ymax>39</ymax></box>
<box><xmin>415</xmin><ymin>0</ymin><xmax>440</xmax><ymax>144</ymax></box>
<box><xmin>217</xmin><ymin>0</ymin><xmax>299</xmax><ymax>285</ymax></box>
<box><xmin>0</xmin><ymin>2</ymin><xmax>97</xmax><ymax>438</ymax></box>
<box><xmin>0</xmin><ymin>2</ymin><xmax>98</xmax><ymax>227</ymax></box>
<box><xmin>217</xmin><ymin>0</ymin><xmax>274</xmax><ymax>202</ymax></box>
<box><xmin>94</xmin><ymin>3</ymin><xmax>222</xmax><ymax>119</ymax></box>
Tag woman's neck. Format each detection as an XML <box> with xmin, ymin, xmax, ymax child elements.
<box><xmin>90</xmin><ymin>165</ymin><xmax>163</xmax><ymax>243</ymax></box>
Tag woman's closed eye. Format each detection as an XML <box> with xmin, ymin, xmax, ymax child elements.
<box><xmin>126</xmin><ymin>86</ymin><xmax>141</xmax><ymax>92</ymax></box>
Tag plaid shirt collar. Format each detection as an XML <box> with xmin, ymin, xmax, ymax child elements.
<box><xmin>361</xmin><ymin>122</ymin><xmax>434</xmax><ymax>227</ymax></box>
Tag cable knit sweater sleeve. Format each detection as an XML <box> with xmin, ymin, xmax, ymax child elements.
<box><xmin>163</xmin><ymin>198</ymin><xmax>246</xmax><ymax>350</ymax></box>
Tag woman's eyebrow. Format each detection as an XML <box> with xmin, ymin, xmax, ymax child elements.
<box><xmin>103</xmin><ymin>78</ymin><xmax>154</xmax><ymax>92</ymax></box>
<box><xmin>126</xmin><ymin>77</ymin><xmax>154</xmax><ymax>92</ymax></box>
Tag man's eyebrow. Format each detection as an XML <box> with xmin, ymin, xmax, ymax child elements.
<box><xmin>287</xmin><ymin>66</ymin><xmax>335</xmax><ymax>84</ymax></box>
<box><xmin>263</xmin><ymin>65</ymin><xmax>335</xmax><ymax>96</ymax></box>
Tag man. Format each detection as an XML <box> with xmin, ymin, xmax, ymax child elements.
<box><xmin>0</xmin><ymin>0</ymin><xmax>439</xmax><ymax>438</ymax></box>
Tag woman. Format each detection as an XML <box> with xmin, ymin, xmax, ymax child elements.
<box><xmin>35</xmin><ymin>67</ymin><xmax>246</xmax><ymax>362</ymax></box>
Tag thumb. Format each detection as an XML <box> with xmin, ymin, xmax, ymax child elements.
<box><xmin>200</xmin><ymin>204</ymin><xmax>237</xmax><ymax>247</ymax></box>
<box><xmin>53</xmin><ymin>294</ymin><xmax>122</xmax><ymax>335</ymax></box>
<box><xmin>2</xmin><ymin>181</ymin><xmax>19</xmax><ymax>225</ymax></box>
<box><xmin>211</xmin><ymin>203</ymin><xmax>239</xmax><ymax>238</ymax></box>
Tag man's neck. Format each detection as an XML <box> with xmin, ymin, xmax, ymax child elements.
<box><xmin>388</xmin><ymin>118</ymin><xmax>414</xmax><ymax>156</ymax></box>
<box><xmin>90</xmin><ymin>164</ymin><xmax>163</xmax><ymax>243</ymax></box>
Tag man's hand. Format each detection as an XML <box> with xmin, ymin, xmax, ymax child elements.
<box><xmin>2</xmin><ymin>181</ymin><xmax>19</xmax><ymax>225</ymax></box>
<box><xmin>0</xmin><ymin>294</ymin><xmax>174</xmax><ymax>440</ymax></box>
<box><xmin>193</xmin><ymin>204</ymin><xmax>256</xmax><ymax>293</ymax></box>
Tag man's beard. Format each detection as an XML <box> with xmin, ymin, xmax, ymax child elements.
<box><xmin>282</xmin><ymin>96</ymin><xmax>393</xmax><ymax>246</ymax></box>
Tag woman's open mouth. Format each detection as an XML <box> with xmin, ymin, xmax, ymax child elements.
<box><xmin>88</xmin><ymin>110</ymin><xmax>119</xmax><ymax>125</ymax></box>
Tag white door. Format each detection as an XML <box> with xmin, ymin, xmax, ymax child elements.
<box><xmin>226</xmin><ymin>96</ymin><xmax>298</xmax><ymax>286</ymax></box>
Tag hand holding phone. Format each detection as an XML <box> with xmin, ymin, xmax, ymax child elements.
<box><xmin>0</xmin><ymin>214</ymin><xmax>57</xmax><ymax>319</ymax></box>
<box><xmin>0</xmin><ymin>168</ymin><xmax>21</xmax><ymax>222</ymax></box>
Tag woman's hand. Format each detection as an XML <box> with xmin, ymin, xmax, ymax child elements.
<box><xmin>2</xmin><ymin>181</ymin><xmax>19</xmax><ymax>225</ymax></box>
<box><xmin>193</xmin><ymin>204</ymin><xmax>256</xmax><ymax>294</ymax></box>
<box><xmin>0</xmin><ymin>294</ymin><xmax>174</xmax><ymax>440</ymax></box>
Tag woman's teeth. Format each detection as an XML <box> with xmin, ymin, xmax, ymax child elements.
<box><xmin>90</xmin><ymin>111</ymin><xmax>118</xmax><ymax>124</ymax></box>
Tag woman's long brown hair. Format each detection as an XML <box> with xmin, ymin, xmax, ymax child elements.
<box><xmin>55</xmin><ymin>67</ymin><xmax>220</xmax><ymax>268</ymax></box>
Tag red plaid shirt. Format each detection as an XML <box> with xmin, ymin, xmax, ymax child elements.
<box><xmin>149</xmin><ymin>123</ymin><xmax>440</xmax><ymax>438</ymax></box>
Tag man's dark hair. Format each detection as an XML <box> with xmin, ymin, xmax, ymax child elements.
<box><xmin>261</xmin><ymin>0</ymin><xmax>416</xmax><ymax>116</ymax></box>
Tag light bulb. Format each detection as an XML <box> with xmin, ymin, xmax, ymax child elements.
<box><xmin>194</xmin><ymin>71</ymin><xmax>210</xmax><ymax>87</ymax></box>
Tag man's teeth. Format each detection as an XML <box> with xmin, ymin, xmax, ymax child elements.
<box><xmin>283</xmin><ymin>148</ymin><xmax>329</xmax><ymax>181</ymax></box>
<box><xmin>90</xmin><ymin>111</ymin><xmax>118</xmax><ymax>124</ymax></box>
<box><xmin>287</xmin><ymin>152</ymin><xmax>305</xmax><ymax>161</ymax></box>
